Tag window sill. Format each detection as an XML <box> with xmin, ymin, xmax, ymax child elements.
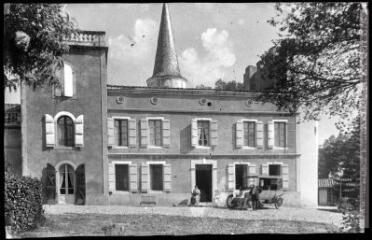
<box><xmin>112</xmin><ymin>146</ymin><xmax>129</xmax><ymax>149</ymax></box>
<box><xmin>241</xmin><ymin>146</ymin><xmax>257</xmax><ymax>150</ymax></box>
<box><xmin>111</xmin><ymin>191</ymin><xmax>131</xmax><ymax>194</ymax></box>
<box><xmin>147</xmin><ymin>146</ymin><xmax>163</xmax><ymax>149</ymax></box>
<box><xmin>272</xmin><ymin>147</ymin><xmax>288</xmax><ymax>150</ymax></box>
<box><xmin>54</xmin><ymin>146</ymin><xmax>75</xmax><ymax>150</ymax></box>
<box><xmin>194</xmin><ymin>146</ymin><xmax>211</xmax><ymax>149</ymax></box>
<box><xmin>148</xmin><ymin>190</ymin><xmax>165</xmax><ymax>194</ymax></box>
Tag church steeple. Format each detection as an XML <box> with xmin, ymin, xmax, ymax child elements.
<box><xmin>147</xmin><ymin>3</ymin><xmax>188</xmax><ymax>88</ymax></box>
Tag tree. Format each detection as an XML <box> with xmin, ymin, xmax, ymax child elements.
<box><xmin>4</xmin><ymin>4</ymin><xmax>78</xmax><ymax>90</ymax></box>
<box><xmin>214</xmin><ymin>79</ymin><xmax>245</xmax><ymax>91</ymax></box>
<box><xmin>252</xmin><ymin>3</ymin><xmax>367</xmax><ymax>121</ymax></box>
<box><xmin>195</xmin><ymin>84</ymin><xmax>212</xmax><ymax>89</ymax></box>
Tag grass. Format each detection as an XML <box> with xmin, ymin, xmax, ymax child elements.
<box><xmin>15</xmin><ymin>213</ymin><xmax>340</xmax><ymax>237</ymax></box>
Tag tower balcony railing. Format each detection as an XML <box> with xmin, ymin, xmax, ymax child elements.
<box><xmin>63</xmin><ymin>30</ymin><xmax>106</xmax><ymax>47</ymax></box>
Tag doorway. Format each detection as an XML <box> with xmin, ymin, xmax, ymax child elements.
<box><xmin>58</xmin><ymin>164</ymin><xmax>75</xmax><ymax>204</ymax></box>
<box><xmin>195</xmin><ymin>164</ymin><xmax>212</xmax><ymax>202</ymax></box>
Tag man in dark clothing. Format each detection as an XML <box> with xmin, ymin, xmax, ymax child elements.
<box><xmin>250</xmin><ymin>185</ymin><xmax>260</xmax><ymax>210</ymax></box>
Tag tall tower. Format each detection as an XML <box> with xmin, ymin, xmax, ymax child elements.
<box><xmin>146</xmin><ymin>3</ymin><xmax>188</xmax><ymax>88</ymax></box>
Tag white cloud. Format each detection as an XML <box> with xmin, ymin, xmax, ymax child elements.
<box><xmin>179</xmin><ymin>28</ymin><xmax>236</xmax><ymax>87</ymax></box>
<box><xmin>108</xmin><ymin>18</ymin><xmax>157</xmax><ymax>63</ymax></box>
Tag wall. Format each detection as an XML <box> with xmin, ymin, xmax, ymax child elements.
<box><xmin>4</xmin><ymin>127</ymin><xmax>22</xmax><ymax>176</ymax></box>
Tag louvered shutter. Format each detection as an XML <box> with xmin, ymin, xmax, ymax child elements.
<box><xmin>108</xmin><ymin>163</ymin><xmax>115</xmax><ymax>192</ymax></box>
<box><xmin>45</xmin><ymin>114</ymin><xmax>55</xmax><ymax>147</ymax></box>
<box><xmin>107</xmin><ymin>118</ymin><xmax>114</xmax><ymax>147</ymax></box>
<box><xmin>236</xmin><ymin>121</ymin><xmax>244</xmax><ymax>148</ymax></box>
<box><xmin>227</xmin><ymin>164</ymin><xmax>235</xmax><ymax>191</ymax></box>
<box><xmin>140</xmin><ymin>119</ymin><xmax>149</xmax><ymax>147</ymax></box>
<box><xmin>129</xmin><ymin>164</ymin><xmax>138</xmax><ymax>193</ymax></box>
<box><xmin>128</xmin><ymin>119</ymin><xmax>137</xmax><ymax>148</ymax></box>
<box><xmin>163</xmin><ymin>164</ymin><xmax>171</xmax><ymax>192</ymax></box>
<box><xmin>75</xmin><ymin>115</ymin><xmax>84</xmax><ymax>147</ymax></box>
<box><xmin>267</xmin><ymin>121</ymin><xmax>274</xmax><ymax>148</ymax></box>
<box><xmin>162</xmin><ymin>119</ymin><xmax>170</xmax><ymax>148</ymax></box>
<box><xmin>191</xmin><ymin>119</ymin><xmax>198</xmax><ymax>147</ymax></box>
<box><xmin>210</xmin><ymin>120</ymin><xmax>218</xmax><ymax>146</ymax></box>
<box><xmin>282</xmin><ymin>164</ymin><xmax>289</xmax><ymax>190</ymax></box>
<box><xmin>256</xmin><ymin>121</ymin><xmax>264</xmax><ymax>149</ymax></box>
<box><xmin>141</xmin><ymin>163</ymin><xmax>149</xmax><ymax>193</ymax></box>
<box><xmin>261</xmin><ymin>163</ymin><xmax>268</xmax><ymax>176</ymax></box>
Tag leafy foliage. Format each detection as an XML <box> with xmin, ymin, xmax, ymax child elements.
<box><xmin>5</xmin><ymin>170</ymin><xmax>45</xmax><ymax>233</ymax></box>
<box><xmin>252</xmin><ymin>3</ymin><xmax>367</xmax><ymax>120</ymax></box>
<box><xmin>195</xmin><ymin>84</ymin><xmax>212</xmax><ymax>89</ymax></box>
<box><xmin>214</xmin><ymin>79</ymin><xmax>245</xmax><ymax>91</ymax></box>
<box><xmin>3</xmin><ymin>3</ymin><xmax>77</xmax><ymax>90</ymax></box>
<box><xmin>340</xmin><ymin>211</ymin><xmax>361</xmax><ymax>233</ymax></box>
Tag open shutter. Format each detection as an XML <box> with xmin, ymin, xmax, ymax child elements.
<box><xmin>256</xmin><ymin>121</ymin><xmax>264</xmax><ymax>149</ymax></box>
<box><xmin>267</xmin><ymin>121</ymin><xmax>274</xmax><ymax>149</ymax></box>
<box><xmin>128</xmin><ymin>119</ymin><xmax>137</xmax><ymax>148</ymax></box>
<box><xmin>227</xmin><ymin>164</ymin><xmax>235</xmax><ymax>191</ymax></box>
<box><xmin>236</xmin><ymin>121</ymin><xmax>244</xmax><ymax>148</ymax></box>
<box><xmin>248</xmin><ymin>164</ymin><xmax>257</xmax><ymax>186</ymax></box>
<box><xmin>141</xmin><ymin>163</ymin><xmax>149</xmax><ymax>193</ymax></box>
<box><xmin>45</xmin><ymin>114</ymin><xmax>55</xmax><ymax>148</ymax></box>
<box><xmin>107</xmin><ymin>118</ymin><xmax>114</xmax><ymax>147</ymax></box>
<box><xmin>191</xmin><ymin>119</ymin><xmax>198</xmax><ymax>147</ymax></box>
<box><xmin>261</xmin><ymin>163</ymin><xmax>268</xmax><ymax>176</ymax></box>
<box><xmin>282</xmin><ymin>164</ymin><xmax>289</xmax><ymax>190</ymax></box>
<box><xmin>210</xmin><ymin>120</ymin><xmax>218</xmax><ymax>146</ymax></box>
<box><xmin>163</xmin><ymin>164</ymin><xmax>171</xmax><ymax>192</ymax></box>
<box><xmin>129</xmin><ymin>164</ymin><xmax>138</xmax><ymax>193</ymax></box>
<box><xmin>162</xmin><ymin>119</ymin><xmax>170</xmax><ymax>148</ymax></box>
<box><xmin>108</xmin><ymin>163</ymin><xmax>115</xmax><ymax>192</ymax></box>
<box><xmin>75</xmin><ymin>115</ymin><xmax>84</xmax><ymax>147</ymax></box>
<box><xmin>140</xmin><ymin>119</ymin><xmax>149</xmax><ymax>147</ymax></box>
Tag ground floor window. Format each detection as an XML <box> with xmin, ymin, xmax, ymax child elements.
<box><xmin>269</xmin><ymin>164</ymin><xmax>281</xmax><ymax>176</ymax></box>
<box><xmin>150</xmin><ymin>164</ymin><xmax>163</xmax><ymax>191</ymax></box>
<box><xmin>115</xmin><ymin>164</ymin><xmax>129</xmax><ymax>191</ymax></box>
<box><xmin>259</xmin><ymin>178</ymin><xmax>282</xmax><ymax>190</ymax></box>
<box><xmin>235</xmin><ymin>164</ymin><xmax>249</xmax><ymax>190</ymax></box>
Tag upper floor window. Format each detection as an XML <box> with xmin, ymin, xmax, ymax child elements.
<box><xmin>197</xmin><ymin>120</ymin><xmax>210</xmax><ymax>146</ymax></box>
<box><xmin>274</xmin><ymin>122</ymin><xmax>286</xmax><ymax>147</ymax></box>
<box><xmin>55</xmin><ymin>62</ymin><xmax>74</xmax><ymax>97</ymax></box>
<box><xmin>57</xmin><ymin>116</ymin><xmax>74</xmax><ymax>146</ymax></box>
<box><xmin>114</xmin><ymin>119</ymin><xmax>128</xmax><ymax>146</ymax></box>
<box><xmin>243</xmin><ymin>121</ymin><xmax>256</xmax><ymax>147</ymax></box>
<box><xmin>149</xmin><ymin>119</ymin><xmax>163</xmax><ymax>146</ymax></box>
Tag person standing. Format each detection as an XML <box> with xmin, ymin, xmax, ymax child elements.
<box><xmin>190</xmin><ymin>185</ymin><xmax>201</xmax><ymax>206</ymax></box>
<box><xmin>250</xmin><ymin>185</ymin><xmax>260</xmax><ymax>210</ymax></box>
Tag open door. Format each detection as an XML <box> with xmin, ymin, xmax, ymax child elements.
<box><xmin>75</xmin><ymin>164</ymin><xmax>85</xmax><ymax>205</ymax></box>
<box><xmin>41</xmin><ymin>164</ymin><xmax>56</xmax><ymax>204</ymax></box>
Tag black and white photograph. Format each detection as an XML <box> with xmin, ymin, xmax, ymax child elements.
<box><xmin>3</xmin><ymin>2</ymin><xmax>369</xmax><ymax>237</ymax></box>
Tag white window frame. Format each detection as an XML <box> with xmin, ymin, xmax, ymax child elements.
<box><xmin>194</xmin><ymin>117</ymin><xmax>212</xmax><ymax>149</ymax></box>
<box><xmin>272</xmin><ymin>119</ymin><xmax>289</xmax><ymax>150</ymax></box>
<box><xmin>112</xmin><ymin>161</ymin><xmax>132</xmax><ymax>194</ymax></box>
<box><xmin>240</xmin><ymin>119</ymin><xmax>258</xmax><ymax>149</ymax></box>
<box><xmin>146</xmin><ymin>161</ymin><xmax>167</xmax><ymax>193</ymax></box>
<box><xmin>112</xmin><ymin>116</ymin><xmax>131</xmax><ymax>149</ymax></box>
<box><xmin>267</xmin><ymin>161</ymin><xmax>283</xmax><ymax>176</ymax></box>
<box><xmin>146</xmin><ymin>117</ymin><xmax>165</xmax><ymax>149</ymax></box>
<box><xmin>190</xmin><ymin>159</ymin><xmax>217</xmax><ymax>203</ymax></box>
<box><xmin>54</xmin><ymin>111</ymin><xmax>76</xmax><ymax>149</ymax></box>
<box><xmin>233</xmin><ymin>162</ymin><xmax>253</xmax><ymax>191</ymax></box>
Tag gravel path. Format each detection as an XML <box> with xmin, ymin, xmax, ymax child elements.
<box><xmin>44</xmin><ymin>205</ymin><xmax>343</xmax><ymax>228</ymax></box>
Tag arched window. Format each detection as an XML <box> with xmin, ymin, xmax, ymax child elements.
<box><xmin>59</xmin><ymin>164</ymin><xmax>74</xmax><ymax>194</ymax></box>
<box><xmin>57</xmin><ymin>116</ymin><xmax>74</xmax><ymax>146</ymax></box>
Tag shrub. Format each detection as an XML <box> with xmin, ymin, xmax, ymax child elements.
<box><xmin>5</xmin><ymin>170</ymin><xmax>45</xmax><ymax>233</ymax></box>
<box><xmin>340</xmin><ymin>210</ymin><xmax>361</xmax><ymax>233</ymax></box>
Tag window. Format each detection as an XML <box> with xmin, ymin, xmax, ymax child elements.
<box><xmin>57</xmin><ymin>116</ymin><xmax>74</xmax><ymax>146</ymax></box>
<box><xmin>235</xmin><ymin>164</ymin><xmax>249</xmax><ymax>190</ymax></box>
<box><xmin>149</xmin><ymin>120</ymin><xmax>162</xmax><ymax>146</ymax></box>
<box><xmin>55</xmin><ymin>62</ymin><xmax>74</xmax><ymax>97</ymax></box>
<box><xmin>269</xmin><ymin>164</ymin><xmax>281</xmax><ymax>176</ymax></box>
<box><xmin>114</xmin><ymin>119</ymin><xmax>128</xmax><ymax>146</ymax></box>
<box><xmin>59</xmin><ymin>164</ymin><xmax>74</xmax><ymax>194</ymax></box>
<box><xmin>243</xmin><ymin>121</ymin><xmax>256</xmax><ymax>147</ymax></box>
<box><xmin>115</xmin><ymin>164</ymin><xmax>129</xmax><ymax>191</ymax></box>
<box><xmin>197</xmin><ymin>120</ymin><xmax>210</xmax><ymax>146</ymax></box>
<box><xmin>274</xmin><ymin>122</ymin><xmax>286</xmax><ymax>147</ymax></box>
<box><xmin>150</xmin><ymin>164</ymin><xmax>163</xmax><ymax>191</ymax></box>
<box><xmin>259</xmin><ymin>178</ymin><xmax>281</xmax><ymax>190</ymax></box>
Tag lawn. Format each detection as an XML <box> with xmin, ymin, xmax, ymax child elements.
<box><xmin>14</xmin><ymin>213</ymin><xmax>340</xmax><ymax>237</ymax></box>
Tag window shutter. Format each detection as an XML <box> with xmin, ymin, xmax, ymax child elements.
<box><xmin>256</xmin><ymin>121</ymin><xmax>264</xmax><ymax>149</ymax></box>
<box><xmin>128</xmin><ymin>119</ymin><xmax>137</xmax><ymax>148</ymax></box>
<box><xmin>191</xmin><ymin>119</ymin><xmax>198</xmax><ymax>147</ymax></box>
<box><xmin>75</xmin><ymin>115</ymin><xmax>84</xmax><ymax>147</ymax></box>
<box><xmin>129</xmin><ymin>164</ymin><xmax>138</xmax><ymax>193</ymax></box>
<box><xmin>267</xmin><ymin>121</ymin><xmax>274</xmax><ymax>149</ymax></box>
<box><xmin>227</xmin><ymin>164</ymin><xmax>235</xmax><ymax>191</ymax></box>
<box><xmin>282</xmin><ymin>164</ymin><xmax>289</xmax><ymax>190</ymax></box>
<box><xmin>236</xmin><ymin>121</ymin><xmax>243</xmax><ymax>148</ymax></box>
<box><xmin>107</xmin><ymin>118</ymin><xmax>114</xmax><ymax>147</ymax></box>
<box><xmin>140</xmin><ymin>119</ymin><xmax>149</xmax><ymax>147</ymax></box>
<box><xmin>141</xmin><ymin>163</ymin><xmax>149</xmax><ymax>193</ymax></box>
<box><xmin>210</xmin><ymin>120</ymin><xmax>218</xmax><ymax>146</ymax></box>
<box><xmin>248</xmin><ymin>164</ymin><xmax>257</xmax><ymax>186</ymax></box>
<box><xmin>108</xmin><ymin>163</ymin><xmax>115</xmax><ymax>192</ymax></box>
<box><xmin>45</xmin><ymin>114</ymin><xmax>55</xmax><ymax>148</ymax></box>
<box><xmin>63</xmin><ymin>63</ymin><xmax>73</xmax><ymax>97</ymax></box>
<box><xmin>261</xmin><ymin>163</ymin><xmax>268</xmax><ymax>176</ymax></box>
<box><xmin>163</xmin><ymin>164</ymin><xmax>171</xmax><ymax>192</ymax></box>
<box><xmin>162</xmin><ymin>119</ymin><xmax>170</xmax><ymax>148</ymax></box>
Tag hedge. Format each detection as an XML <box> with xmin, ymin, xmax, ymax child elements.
<box><xmin>5</xmin><ymin>171</ymin><xmax>45</xmax><ymax>232</ymax></box>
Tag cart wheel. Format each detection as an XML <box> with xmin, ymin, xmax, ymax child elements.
<box><xmin>226</xmin><ymin>195</ymin><xmax>234</xmax><ymax>209</ymax></box>
<box><xmin>274</xmin><ymin>197</ymin><xmax>283</xmax><ymax>209</ymax></box>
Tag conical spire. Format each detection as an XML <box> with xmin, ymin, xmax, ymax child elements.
<box><xmin>147</xmin><ymin>3</ymin><xmax>188</xmax><ymax>88</ymax></box>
